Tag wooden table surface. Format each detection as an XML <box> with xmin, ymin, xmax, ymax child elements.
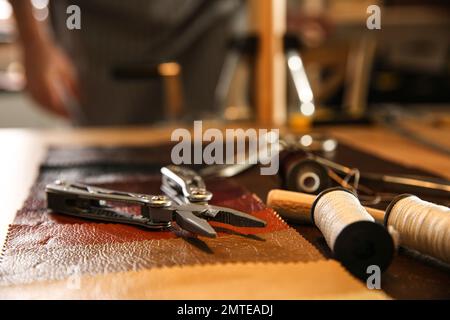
<box><xmin>0</xmin><ymin>123</ymin><xmax>449</xmax><ymax>299</ymax></box>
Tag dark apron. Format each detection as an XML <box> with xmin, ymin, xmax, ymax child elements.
<box><xmin>49</xmin><ymin>0</ymin><xmax>243</xmax><ymax>126</ymax></box>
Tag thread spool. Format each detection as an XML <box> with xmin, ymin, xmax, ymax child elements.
<box><xmin>385</xmin><ymin>194</ymin><xmax>450</xmax><ymax>264</ymax></box>
<box><xmin>267</xmin><ymin>189</ymin><xmax>386</xmax><ymax>224</ymax></box>
<box><xmin>311</xmin><ymin>188</ymin><xmax>394</xmax><ymax>279</ymax></box>
<box><xmin>282</xmin><ymin>158</ymin><xmax>331</xmax><ymax>194</ymax></box>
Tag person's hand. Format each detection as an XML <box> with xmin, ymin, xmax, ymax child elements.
<box><xmin>23</xmin><ymin>41</ymin><xmax>81</xmax><ymax>118</ymax></box>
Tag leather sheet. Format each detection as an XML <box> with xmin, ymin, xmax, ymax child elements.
<box><xmin>0</xmin><ymin>147</ymin><xmax>323</xmax><ymax>287</ymax></box>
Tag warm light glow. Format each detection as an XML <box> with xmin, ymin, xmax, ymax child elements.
<box><xmin>323</xmin><ymin>139</ymin><xmax>337</xmax><ymax>152</ymax></box>
<box><xmin>300</xmin><ymin>134</ymin><xmax>313</xmax><ymax>147</ymax></box>
<box><xmin>288</xmin><ymin>52</ymin><xmax>315</xmax><ymax>116</ymax></box>
<box><xmin>158</xmin><ymin>62</ymin><xmax>181</xmax><ymax>77</ymax></box>
<box><xmin>287</xmin><ymin>55</ymin><xmax>303</xmax><ymax>71</ymax></box>
<box><xmin>31</xmin><ymin>0</ymin><xmax>49</xmax><ymax>10</ymax></box>
<box><xmin>300</xmin><ymin>102</ymin><xmax>315</xmax><ymax>116</ymax></box>
<box><xmin>33</xmin><ymin>6</ymin><xmax>49</xmax><ymax>21</ymax></box>
<box><xmin>0</xmin><ymin>0</ymin><xmax>12</xmax><ymax>20</ymax></box>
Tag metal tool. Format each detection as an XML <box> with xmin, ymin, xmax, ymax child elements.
<box><xmin>199</xmin><ymin>133</ymin><xmax>338</xmax><ymax>178</ymax></box>
<box><xmin>303</xmin><ymin>155</ymin><xmax>450</xmax><ymax>203</ymax></box>
<box><xmin>46</xmin><ymin>170</ymin><xmax>266</xmax><ymax>238</ymax></box>
<box><xmin>160</xmin><ymin>165</ymin><xmax>266</xmax><ymax>230</ymax></box>
<box><xmin>160</xmin><ymin>165</ymin><xmax>212</xmax><ymax>205</ymax></box>
<box><xmin>309</xmin><ymin>155</ymin><xmax>450</xmax><ymax>196</ymax></box>
<box><xmin>199</xmin><ymin>130</ymin><xmax>449</xmax><ymax>201</ymax></box>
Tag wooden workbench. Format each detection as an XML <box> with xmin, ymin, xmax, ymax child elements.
<box><xmin>0</xmin><ymin>123</ymin><xmax>449</xmax><ymax>299</ymax></box>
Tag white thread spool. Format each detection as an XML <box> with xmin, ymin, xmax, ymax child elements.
<box><xmin>311</xmin><ymin>188</ymin><xmax>394</xmax><ymax>278</ymax></box>
<box><xmin>385</xmin><ymin>195</ymin><xmax>450</xmax><ymax>264</ymax></box>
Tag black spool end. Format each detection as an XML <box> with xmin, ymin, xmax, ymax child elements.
<box><xmin>334</xmin><ymin>221</ymin><xmax>395</xmax><ymax>280</ymax></box>
<box><xmin>284</xmin><ymin>159</ymin><xmax>331</xmax><ymax>195</ymax></box>
<box><xmin>311</xmin><ymin>187</ymin><xmax>395</xmax><ymax>279</ymax></box>
<box><xmin>384</xmin><ymin>194</ymin><xmax>414</xmax><ymax>227</ymax></box>
<box><xmin>310</xmin><ymin>187</ymin><xmax>355</xmax><ymax>226</ymax></box>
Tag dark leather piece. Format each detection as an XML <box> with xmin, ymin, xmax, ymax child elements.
<box><xmin>43</xmin><ymin>146</ymin><xmax>174</xmax><ymax>169</ymax></box>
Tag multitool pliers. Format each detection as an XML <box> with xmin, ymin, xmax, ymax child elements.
<box><xmin>46</xmin><ymin>165</ymin><xmax>266</xmax><ymax>237</ymax></box>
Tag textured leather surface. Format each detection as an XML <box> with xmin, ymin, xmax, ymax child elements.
<box><xmin>0</xmin><ymin>147</ymin><xmax>323</xmax><ymax>286</ymax></box>
<box><xmin>0</xmin><ymin>228</ymin><xmax>322</xmax><ymax>286</ymax></box>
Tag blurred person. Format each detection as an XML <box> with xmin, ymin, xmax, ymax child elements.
<box><xmin>11</xmin><ymin>0</ymin><xmax>243</xmax><ymax>126</ymax></box>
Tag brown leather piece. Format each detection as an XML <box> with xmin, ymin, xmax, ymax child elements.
<box><xmin>0</xmin><ymin>228</ymin><xmax>322</xmax><ymax>286</ymax></box>
<box><xmin>1</xmin><ymin>147</ymin><xmax>323</xmax><ymax>286</ymax></box>
<box><xmin>6</xmin><ymin>202</ymin><xmax>286</xmax><ymax>248</ymax></box>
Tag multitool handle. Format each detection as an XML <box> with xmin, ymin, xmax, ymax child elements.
<box><xmin>161</xmin><ymin>165</ymin><xmax>212</xmax><ymax>203</ymax></box>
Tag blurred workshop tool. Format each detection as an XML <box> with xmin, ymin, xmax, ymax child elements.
<box><xmin>281</xmin><ymin>155</ymin><xmax>450</xmax><ymax>201</ymax></box>
<box><xmin>199</xmin><ymin>133</ymin><xmax>337</xmax><ymax>178</ymax></box>
<box><xmin>281</xmin><ymin>158</ymin><xmax>331</xmax><ymax>194</ymax></box>
<box><xmin>215</xmin><ymin>34</ymin><xmax>258</xmax><ymax>121</ymax></box>
<box><xmin>201</xmin><ymin>131</ymin><xmax>449</xmax><ymax>203</ymax></box>
<box><xmin>284</xmin><ymin>34</ymin><xmax>316</xmax><ymax>130</ymax></box>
